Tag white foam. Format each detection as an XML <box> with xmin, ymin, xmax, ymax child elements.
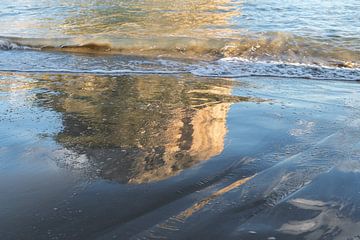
<box><xmin>0</xmin><ymin>39</ymin><xmax>30</xmax><ymax>50</ymax></box>
<box><xmin>191</xmin><ymin>58</ymin><xmax>360</xmax><ymax>81</ymax></box>
<box><xmin>0</xmin><ymin>49</ymin><xmax>359</xmax><ymax>81</ymax></box>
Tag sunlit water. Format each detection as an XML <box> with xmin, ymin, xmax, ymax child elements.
<box><xmin>0</xmin><ymin>0</ymin><xmax>359</xmax><ymax>79</ymax></box>
<box><xmin>1</xmin><ymin>1</ymin><xmax>360</xmax><ymax>239</ymax></box>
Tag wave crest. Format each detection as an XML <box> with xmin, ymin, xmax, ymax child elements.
<box><xmin>1</xmin><ymin>34</ymin><xmax>359</xmax><ymax>69</ymax></box>
<box><xmin>0</xmin><ymin>39</ymin><xmax>25</xmax><ymax>50</ymax></box>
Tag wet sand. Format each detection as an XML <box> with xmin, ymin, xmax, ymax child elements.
<box><xmin>1</xmin><ymin>73</ymin><xmax>360</xmax><ymax>239</ymax></box>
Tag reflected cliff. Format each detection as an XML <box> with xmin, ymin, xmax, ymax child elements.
<box><xmin>33</xmin><ymin>74</ymin><xmax>259</xmax><ymax>183</ymax></box>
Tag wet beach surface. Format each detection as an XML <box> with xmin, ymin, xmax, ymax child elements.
<box><xmin>1</xmin><ymin>72</ymin><xmax>360</xmax><ymax>239</ymax></box>
<box><xmin>1</xmin><ymin>0</ymin><xmax>360</xmax><ymax>239</ymax></box>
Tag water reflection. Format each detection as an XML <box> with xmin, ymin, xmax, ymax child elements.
<box><xmin>1</xmin><ymin>0</ymin><xmax>240</xmax><ymax>38</ymax></box>
<box><xmin>33</xmin><ymin>74</ymin><xmax>258</xmax><ymax>183</ymax></box>
<box><xmin>62</xmin><ymin>0</ymin><xmax>239</xmax><ymax>38</ymax></box>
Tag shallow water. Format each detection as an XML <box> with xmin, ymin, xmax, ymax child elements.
<box><xmin>1</xmin><ymin>1</ymin><xmax>360</xmax><ymax>239</ymax></box>
<box><xmin>1</xmin><ymin>73</ymin><xmax>360</xmax><ymax>239</ymax></box>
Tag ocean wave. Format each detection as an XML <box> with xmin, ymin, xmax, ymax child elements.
<box><xmin>0</xmin><ymin>35</ymin><xmax>359</xmax><ymax>81</ymax></box>
<box><xmin>0</xmin><ymin>39</ymin><xmax>31</xmax><ymax>50</ymax></box>
<box><xmin>1</xmin><ymin>33</ymin><xmax>359</xmax><ymax>69</ymax></box>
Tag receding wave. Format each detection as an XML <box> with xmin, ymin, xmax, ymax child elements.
<box><xmin>1</xmin><ymin>33</ymin><xmax>359</xmax><ymax>69</ymax></box>
<box><xmin>192</xmin><ymin>58</ymin><xmax>360</xmax><ymax>81</ymax></box>
<box><xmin>0</xmin><ymin>52</ymin><xmax>359</xmax><ymax>82</ymax></box>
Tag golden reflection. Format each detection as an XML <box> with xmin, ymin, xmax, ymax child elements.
<box><xmin>0</xmin><ymin>0</ymin><xmax>243</xmax><ymax>45</ymax></box>
<box><xmin>33</xmin><ymin>74</ymin><xmax>260</xmax><ymax>183</ymax></box>
<box><xmin>175</xmin><ymin>175</ymin><xmax>254</xmax><ymax>220</ymax></box>
<box><xmin>61</xmin><ymin>0</ymin><xmax>241</xmax><ymax>38</ymax></box>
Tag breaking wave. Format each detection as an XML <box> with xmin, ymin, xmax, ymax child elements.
<box><xmin>0</xmin><ymin>33</ymin><xmax>359</xmax><ymax>81</ymax></box>
<box><xmin>1</xmin><ymin>33</ymin><xmax>359</xmax><ymax>68</ymax></box>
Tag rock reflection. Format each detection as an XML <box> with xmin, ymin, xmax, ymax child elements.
<box><xmin>35</xmin><ymin>74</ymin><xmax>257</xmax><ymax>183</ymax></box>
